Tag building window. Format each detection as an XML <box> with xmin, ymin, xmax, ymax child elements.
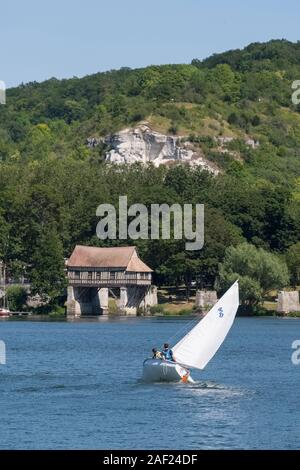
<box><xmin>140</xmin><ymin>273</ymin><xmax>150</xmax><ymax>280</ymax></box>
<box><xmin>96</xmin><ymin>272</ymin><xmax>101</xmax><ymax>280</ymax></box>
<box><xmin>110</xmin><ymin>271</ymin><xmax>116</xmax><ymax>280</ymax></box>
<box><xmin>74</xmin><ymin>271</ymin><xmax>80</xmax><ymax>279</ymax></box>
<box><xmin>87</xmin><ymin>271</ymin><xmax>92</xmax><ymax>280</ymax></box>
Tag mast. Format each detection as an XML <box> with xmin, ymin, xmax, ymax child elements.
<box><xmin>1</xmin><ymin>261</ymin><xmax>8</xmax><ymax>310</ymax></box>
<box><xmin>3</xmin><ymin>262</ymin><xmax>6</xmax><ymax>309</ymax></box>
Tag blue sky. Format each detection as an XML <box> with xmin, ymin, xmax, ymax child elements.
<box><xmin>1</xmin><ymin>0</ymin><xmax>299</xmax><ymax>87</ymax></box>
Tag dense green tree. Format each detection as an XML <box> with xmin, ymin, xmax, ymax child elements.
<box><xmin>218</xmin><ymin>243</ymin><xmax>290</xmax><ymax>304</ymax></box>
<box><xmin>286</xmin><ymin>242</ymin><xmax>300</xmax><ymax>287</ymax></box>
<box><xmin>30</xmin><ymin>228</ymin><xmax>67</xmax><ymax>304</ymax></box>
<box><xmin>6</xmin><ymin>286</ymin><xmax>28</xmax><ymax>312</ymax></box>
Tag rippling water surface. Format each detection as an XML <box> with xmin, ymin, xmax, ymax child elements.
<box><xmin>0</xmin><ymin>316</ymin><xmax>299</xmax><ymax>449</ymax></box>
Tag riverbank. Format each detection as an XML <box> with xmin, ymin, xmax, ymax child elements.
<box><xmin>2</xmin><ymin>309</ymin><xmax>300</xmax><ymax>321</ymax></box>
<box><xmin>4</xmin><ymin>286</ymin><xmax>300</xmax><ymax>319</ymax></box>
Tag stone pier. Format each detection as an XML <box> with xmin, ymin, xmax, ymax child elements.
<box><xmin>117</xmin><ymin>285</ymin><xmax>158</xmax><ymax>315</ymax></box>
<box><xmin>118</xmin><ymin>287</ymin><xmax>128</xmax><ymax>313</ymax></box>
<box><xmin>140</xmin><ymin>285</ymin><xmax>158</xmax><ymax>313</ymax></box>
<box><xmin>195</xmin><ymin>290</ymin><xmax>218</xmax><ymax>312</ymax></box>
<box><xmin>67</xmin><ymin>284</ymin><xmax>158</xmax><ymax>317</ymax></box>
<box><xmin>277</xmin><ymin>291</ymin><xmax>300</xmax><ymax>314</ymax></box>
<box><xmin>67</xmin><ymin>286</ymin><xmax>108</xmax><ymax>317</ymax></box>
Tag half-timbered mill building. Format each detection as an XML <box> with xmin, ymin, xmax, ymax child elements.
<box><xmin>66</xmin><ymin>245</ymin><xmax>157</xmax><ymax>316</ymax></box>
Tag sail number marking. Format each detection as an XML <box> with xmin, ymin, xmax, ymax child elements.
<box><xmin>218</xmin><ymin>307</ymin><xmax>224</xmax><ymax>318</ymax></box>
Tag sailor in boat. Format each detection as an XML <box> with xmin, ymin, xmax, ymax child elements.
<box><xmin>152</xmin><ymin>348</ymin><xmax>163</xmax><ymax>359</ymax></box>
<box><xmin>163</xmin><ymin>343</ymin><xmax>191</xmax><ymax>382</ymax></box>
<box><xmin>162</xmin><ymin>343</ymin><xmax>175</xmax><ymax>362</ymax></box>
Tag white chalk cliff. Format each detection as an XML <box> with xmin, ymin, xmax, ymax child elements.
<box><xmin>104</xmin><ymin>125</ymin><xmax>219</xmax><ymax>174</ymax></box>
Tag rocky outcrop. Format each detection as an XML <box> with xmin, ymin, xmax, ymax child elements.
<box><xmin>215</xmin><ymin>136</ymin><xmax>260</xmax><ymax>149</ymax></box>
<box><xmin>103</xmin><ymin>125</ymin><xmax>219</xmax><ymax>174</ymax></box>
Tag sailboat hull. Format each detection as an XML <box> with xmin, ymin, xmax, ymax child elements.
<box><xmin>142</xmin><ymin>359</ymin><xmax>194</xmax><ymax>383</ymax></box>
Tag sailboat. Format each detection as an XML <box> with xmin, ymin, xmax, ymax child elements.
<box><xmin>142</xmin><ymin>281</ymin><xmax>239</xmax><ymax>383</ymax></box>
<box><xmin>0</xmin><ymin>262</ymin><xmax>11</xmax><ymax>318</ymax></box>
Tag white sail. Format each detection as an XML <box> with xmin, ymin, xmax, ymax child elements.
<box><xmin>172</xmin><ymin>281</ymin><xmax>239</xmax><ymax>370</ymax></box>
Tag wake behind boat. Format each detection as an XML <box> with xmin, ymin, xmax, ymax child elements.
<box><xmin>142</xmin><ymin>281</ymin><xmax>239</xmax><ymax>383</ymax></box>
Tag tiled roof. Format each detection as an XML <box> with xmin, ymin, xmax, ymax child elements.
<box><xmin>67</xmin><ymin>245</ymin><xmax>152</xmax><ymax>272</ymax></box>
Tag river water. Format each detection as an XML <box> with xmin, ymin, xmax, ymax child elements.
<box><xmin>0</xmin><ymin>316</ymin><xmax>299</xmax><ymax>449</ymax></box>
